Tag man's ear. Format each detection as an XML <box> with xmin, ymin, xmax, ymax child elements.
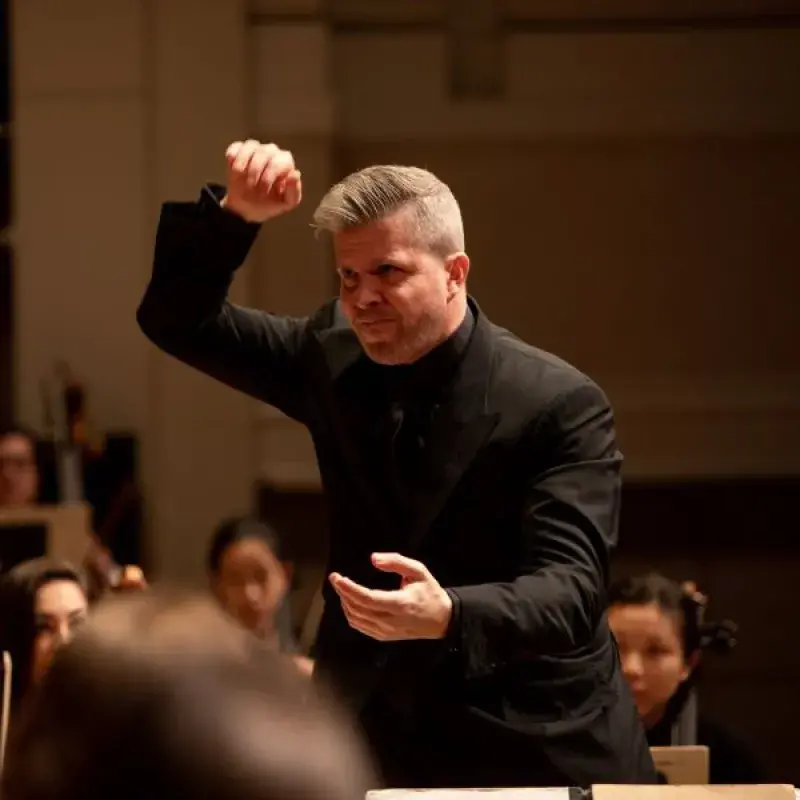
<box><xmin>445</xmin><ymin>252</ymin><xmax>470</xmax><ymax>296</ymax></box>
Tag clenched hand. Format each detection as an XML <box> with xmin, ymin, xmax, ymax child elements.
<box><xmin>222</xmin><ymin>139</ymin><xmax>302</xmax><ymax>223</ymax></box>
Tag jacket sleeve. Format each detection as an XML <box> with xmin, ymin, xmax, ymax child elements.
<box><xmin>447</xmin><ymin>379</ymin><xmax>621</xmax><ymax>678</ymax></box>
<box><xmin>137</xmin><ymin>185</ymin><xmax>311</xmax><ymax>423</ymax></box>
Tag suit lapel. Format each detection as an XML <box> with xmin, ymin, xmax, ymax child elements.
<box><xmin>405</xmin><ymin>302</ymin><xmax>499</xmax><ymax>552</ymax></box>
<box><xmin>405</xmin><ymin>409</ymin><xmax>498</xmax><ymax>554</ymax></box>
<box><xmin>313</xmin><ymin>298</ymin><xmax>500</xmax><ymax>552</ymax></box>
<box><xmin>312</xmin><ymin>301</ymin><xmax>364</xmax><ymax>380</ymax></box>
<box><xmin>313</xmin><ymin>305</ymin><xmax>399</xmax><ymax>537</ymax></box>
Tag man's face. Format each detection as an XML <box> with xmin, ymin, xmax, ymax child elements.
<box><xmin>334</xmin><ymin>212</ymin><xmax>464</xmax><ymax>365</ymax></box>
<box><xmin>0</xmin><ymin>433</ymin><xmax>38</xmax><ymax>507</ymax></box>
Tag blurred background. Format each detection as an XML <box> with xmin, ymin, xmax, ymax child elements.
<box><xmin>1</xmin><ymin>0</ymin><xmax>799</xmax><ymax>784</ymax></box>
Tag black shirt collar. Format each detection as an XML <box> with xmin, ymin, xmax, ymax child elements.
<box><xmin>378</xmin><ymin>305</ymin><xmax>475</xmax><ymax>403</ymax></box>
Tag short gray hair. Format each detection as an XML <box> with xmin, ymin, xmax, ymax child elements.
<box><xmin>312</xmin><ymin>165</ymin><xmax>465</xmax><ymax>257</ymax></box>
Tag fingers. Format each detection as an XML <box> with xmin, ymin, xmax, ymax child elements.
<box><xmin>329</xmin><ymin>573</ymin><xmax>405</xmax><ymax>641</ymax></box>
<box><xmin>122</xmin><ymin>565</ymin><xmax>146</xmax><ymax>584</ymax></box>
<box><xmin>225</xmin><ymin>140</ymin><xmax>297</xmax><ymax>202</ymax></box>
<box><xmin>341</xmin><ymin>604</ymin><xmax>391</xmax><ymax>640</ymax></box>
<box><xmin>246</xmin><ymin>145</ymin><xmax>274</xmax><ymax>188</ymax></box>
<box><xmin>263</xmin><ymin>148</ymin><xmax>295</xmax><ymax>190</ymax></box>
<box><xmin>282</xmin><ymin>169</ymin><xmax>303</xmax><ymax>206</ymax></box>
<box><xmin>338</xmin><ymin>590</ymin><xmax>392</xmax><ymax>620</ymax></box>
<box><xmin>225</xmin><ymin>140</ymin><xmax>243</xmax><ymax>164</ymax></box>
<box><xmin>371</xmin><ymin>552</ymin><xmax>429</xmax><ymax>581</ymax></box>
<box><xmin>329</xmin><ymin>574</ymin><xmax>404</xmax><ymax>612</ymax></box>
<box><xmin>226</xmin><ymin>139</ymin><xmax>262</xmax><ymax>175</ymax></box>
<box><xmin>339</xmin><ymin>594</ymin><xmax>402</xmax><ymax>641</ymax></box>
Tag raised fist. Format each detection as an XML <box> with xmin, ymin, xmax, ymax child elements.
<box><xmin>221</xmin><ymin>140</ymin><xmax>302</xmax><ymax>223</ymax></box>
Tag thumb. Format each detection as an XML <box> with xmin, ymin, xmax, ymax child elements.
<box><xmin>371</xmin><ymin>552</ymin><xmax>429</xmax><ymax>581</ymax></box>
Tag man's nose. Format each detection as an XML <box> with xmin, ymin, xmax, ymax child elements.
<box><xmin>352</xmin><ymin>279</ymin><xmax>382</xmax><ymax>309</ymax></box>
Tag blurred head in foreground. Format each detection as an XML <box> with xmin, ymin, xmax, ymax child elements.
<box><xmin>1</xmin><ymin>591</ymin><xmax>375</xmax><ymax>800</ymax></box>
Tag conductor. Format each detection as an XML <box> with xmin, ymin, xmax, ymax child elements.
<box><xmin>137</xmin><ymin>141</ymin><xmax>656</xmax><ymax>789</ymax></box>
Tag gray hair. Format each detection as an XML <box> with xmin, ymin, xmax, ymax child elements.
<box><xmin>312</xmin><ymin>165</ymin><xmax>465</xmax><ymax>257</ymax></box>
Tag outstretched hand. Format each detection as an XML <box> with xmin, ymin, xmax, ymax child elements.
<box><xmin>222</xmin><ymin>140</ymin><xmax>303</xmax><ymax>223</ymax></box>
<box><xmin>330</xmin><ymin>553</ymin><xmax>453</xmax><ymax>641</ymax></box>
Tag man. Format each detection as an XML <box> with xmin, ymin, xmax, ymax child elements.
<box><xmin>137</xmin><ymin>140</ymin><xmax>656</xmax><ymax>788</ymax></box>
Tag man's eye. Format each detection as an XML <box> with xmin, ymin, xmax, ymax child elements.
<box><xmin>376</xmin><ymin>264</ymin><xmax>399</xmax><ymax>277</ymax></box>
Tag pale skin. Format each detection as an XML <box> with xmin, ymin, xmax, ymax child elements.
<box><xmin>0</xmin><ymin>433</ymin><xmax>38</xmax><ymax>507</ymax></box>
<box><xmin>222</xmin><ymin>139</ymin><xmax>463</xmax><ymax>641</ymax></box>
<box><xmin>607</xmin><ymin>602</ymin><xmax>699</xmax><ymax>728</ymax></box>
<box><xmin>31</xmin><ymin>579</ymin><xmax>89</xmax><ymax>685</ymax></box>
<box><xmin>211</xmin><ymin>536</ymin><xmax>314</xmax><ymax>673</ymax></box>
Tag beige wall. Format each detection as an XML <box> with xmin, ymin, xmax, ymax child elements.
<box><xmin>338</xmin><ymin>138</ymin><xmax>800</xmax><ymax>479</ymax></box>
<box><xmin>254</xmin><ymin>17</ymin><xmax>800</xmax><ymax>486</ymax></box>
<box><xmin>11</xmin><ymin>1</ymin><xmax>800</xmax><ymax>576</ymax></box>
<box><xmin>13</xmin><ymin>0</ymin><xmax>255</xmax><ymax>583</ymax></box>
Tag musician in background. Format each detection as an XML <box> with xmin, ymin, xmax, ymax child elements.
<box><xmin>208</xmin><ymin>516</ymin><xmax>313</xmax><ymax>676</ymax></box>
<box><xmin>0</xmin><ymin>424</ymin><xmax>146</xmax><ymax>597</ymax></box>
<box><xmin>0</xmin><ymin>558</ymin><xmax>89</xmax><ymax>714</ymax></box>
<box><xmin>608</xmin><ymin>572</ymin><xmax>765</xmax><ymax>784</ymax></box>
<box><xmin>0</xmin><ymin>426</ymin><xmax>39</xmax><ymax>509</ymax></box>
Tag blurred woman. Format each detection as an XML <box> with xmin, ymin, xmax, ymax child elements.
<box><xmin>0</xmin><ymin>558</ymin><xmax>89</xmax><ymax>712</ymax></box>
<box><xmin>608</xmin><ymin>572</ymin><xmax>764</xmax><ymax>784</ymax></box>
<box><xmin>207</xmin><ymin>516</ymin><xmax>313</xmax><ymax>675</ymax></box>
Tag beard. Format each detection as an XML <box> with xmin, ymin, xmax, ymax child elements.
<box><xmin>354</xmin><ymin>311</ymin><xmax>444</xmax><ymax>365</ymax></box>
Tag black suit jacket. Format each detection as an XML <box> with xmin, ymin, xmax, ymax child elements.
<box><xmin>137</xmin><ymin>190</ymin><xmax>656</xmax><ymax>789</ymax></box>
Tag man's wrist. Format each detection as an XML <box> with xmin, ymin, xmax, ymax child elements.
<box><xmin>219</xmin><ymin>193</ymin><xmax>253</xmax><ymax>221</ymax></box>
<box><xmin>201</xmin><ymin>183</ymin><xmax>227</xmax><ymax>207</ymax></box>
<box><xmin>441</xmin><ymin>588</ymin><xmax>461</xmax><ymax>645</ymax></box>
<box><xmin>199</xmin><ymin>184</ymin><xmax>263</xmax><ymax>231</ymax></box>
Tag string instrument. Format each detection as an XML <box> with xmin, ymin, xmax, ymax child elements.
<box><xmin>671</xmin><ymin>581</ymin><xmax>737</xmax><ymax>746</ymax></box>
<box><xmin>43</xmin><ymin>363</ymin><xmax>146</xmax><ymax>599</ymax></box>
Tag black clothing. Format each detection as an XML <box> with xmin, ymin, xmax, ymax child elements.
<box><xmin>137</xmin><ymin>190</ymin><xmax>656</xmax><ymax>788</ymax></box>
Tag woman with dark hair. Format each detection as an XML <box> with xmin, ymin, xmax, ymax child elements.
<box><xmin>0</xmin><ymin>558</ymin><xmax>89</xmax><ymax>712</ymax></box>
<box><xmin>607</xmin><ymin>572</ymin><xmax>764</xmax><ymax>784</ymax></box>
<box><xmin>207</xmin><ymin>516</ymin><xmax>313</xmax><ymax>675</ymax></box>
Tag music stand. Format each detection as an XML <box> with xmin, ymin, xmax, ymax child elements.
<box><xmin>0</xmin><ymin>503</ymin><xmax>91</xmax><ymax>573</ymax></box>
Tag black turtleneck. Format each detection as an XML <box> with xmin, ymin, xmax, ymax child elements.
<box><xmin>358</xmin><ymin>305</ymin><xmax>475</xmax><ymax>541</ymax></box>
<box><xmin>377</xmin><ymin>305</ymin><xmax>475</xmax><ymax>405</ymax></box>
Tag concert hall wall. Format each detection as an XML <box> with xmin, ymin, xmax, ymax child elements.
<box><xmin>8</xmin><ymin>1</ymin><xmax>800</xmax><ymax>581</ymax></box>
<box><xmin>7</xmin><ymin>0</ymin><xmax>800</xmax><ymax>782</ymax></box>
